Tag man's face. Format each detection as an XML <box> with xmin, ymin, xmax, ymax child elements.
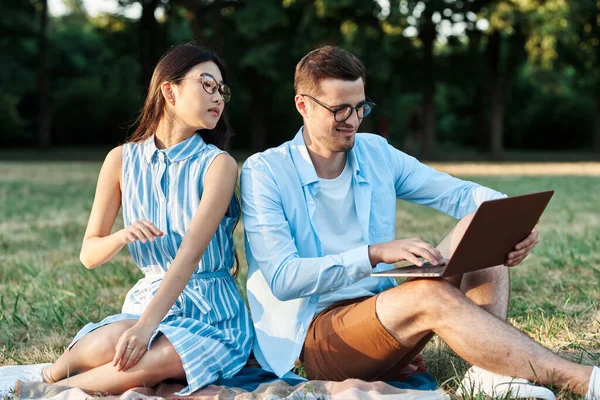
<box><xmin>298</xmin><ymin>78</ymin><xmax>366</xmax><ymax>154</ymax></box>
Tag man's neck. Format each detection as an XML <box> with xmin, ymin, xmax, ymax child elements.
<box><xmin>303</xmin><ymin>130</ymin><xmax>347</xmax><ymax>179</ymax></box>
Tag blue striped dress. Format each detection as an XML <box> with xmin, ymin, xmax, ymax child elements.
<box><xmin>69</xmin><ymin>133</ymin><xmax>254</xmax><ymax>395</ymax></box>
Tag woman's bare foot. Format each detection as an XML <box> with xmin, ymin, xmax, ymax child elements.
<box><xmin>42</xmin><ymin>367</ymin><xmax>56</xmax><ymax>384</ymax></box>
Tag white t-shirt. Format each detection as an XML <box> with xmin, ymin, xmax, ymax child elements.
<box><xmin>313</xmin><ymin>159</ymin><xmax>380</xmax><ymax>314</ymax></box>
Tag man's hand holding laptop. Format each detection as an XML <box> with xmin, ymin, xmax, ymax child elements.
<box><xmin>504</xmin><ymin>227</ymin><xmax>539</xmax><ymax>267</ymax></box>
<box><xmin>368</xmin><ymin>227</ymin><xmax>540</xmax><ymax>269</ymax></box>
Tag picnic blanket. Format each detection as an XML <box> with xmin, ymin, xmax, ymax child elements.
<box><xmin>15</xmin><ymin>367</ymin><xmax>448</xmax><ymax>399</ymax></box>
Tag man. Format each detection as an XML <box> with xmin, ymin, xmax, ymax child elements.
<box><xmin>240</xmin><ymin>46</ymin><xmax>599</xmax><ymax>399</ymax></box>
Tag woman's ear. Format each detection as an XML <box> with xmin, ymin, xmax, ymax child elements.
<box><xmin>161</xmin><ymin>82</ymin><xmax>176</xmax><ymax>105</ymax></box>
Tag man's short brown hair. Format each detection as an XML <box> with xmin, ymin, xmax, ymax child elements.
<box><xmin>294</xmin><ymin>46</ymin><xmax>366</xmax><ymax>96</ymax></box>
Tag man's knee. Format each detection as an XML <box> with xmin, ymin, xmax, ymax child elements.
<box><xmin>459</xmin><ymin>212</ymin><xmax>476</xmax><ymax>226</ymax></box>
<box><xmin>379</xmin><ymin>278</ymin><xmax>467</xmax><ymax>320</ymax></box>
<box><xmin>436</xmin><ymin>213</ymin><xmax>476</xmax><ymax>259</ymax></box>
<box><xmin>375</xmin><ymin>279</ymin><xmax>466</xmax><ymax>348</ymax></box>
<box><xmin>450</xmin><ymin>213</ymin><xmax>476</xmax><ymax>243</ymax></box>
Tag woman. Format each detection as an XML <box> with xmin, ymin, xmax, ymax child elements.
<box><xmin>2</xmin><ymin>43</ymin><xmax>253</xmax><ymax>396</ymax></box>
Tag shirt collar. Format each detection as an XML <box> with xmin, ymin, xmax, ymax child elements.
<box><xmin>142</xmin><ymin>133</ymin><xmax>207</xmax><ymax>164</ymax></box>
<box><xmin>289</xmin><ymin>126</ymin><xmax>364</xmax><ymax>186</ymax></box>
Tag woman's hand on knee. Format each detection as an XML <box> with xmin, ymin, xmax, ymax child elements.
<box><xmin>112</xmin><ymin>322</ymin><xmax>156</xmax><ymax>371</ymax></box>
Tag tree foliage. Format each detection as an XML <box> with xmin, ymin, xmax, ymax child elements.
<box><xmin>0</xmin><ymin>0</ymin><xmax>597</xmax><ymax>155</ymax></box>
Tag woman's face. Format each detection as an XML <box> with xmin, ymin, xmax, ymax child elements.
<box><xmin>168</xmin><ymin>61</ymin><xmax>228</xmax><ymax>131</ymax></box>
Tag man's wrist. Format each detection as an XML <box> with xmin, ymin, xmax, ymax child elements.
<box><xmin>368</xmin><ymin>244</ymin><xmax>381</xmax><ymax>267</ymax></box>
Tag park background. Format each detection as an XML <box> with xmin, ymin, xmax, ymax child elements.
<box><xmin>0</xmin><ymin>0</ymin><xmax>599</xmax><ymax>398</ymax></box>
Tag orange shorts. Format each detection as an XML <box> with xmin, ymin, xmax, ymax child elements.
<box><xmin>301</xmin><ymin>295</ymin><xmax>433</xmax><ymax>381</ymax></box>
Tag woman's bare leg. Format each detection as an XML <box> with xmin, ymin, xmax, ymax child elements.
<box><xmin>43</xmin><ymin>319</ymin><xmax>137</xmax><ymax>382</ymax></box>
<box><xmin>54</xmin><ymin>335</ymin><xmax>185</xmax><ymax>394</ymax></box>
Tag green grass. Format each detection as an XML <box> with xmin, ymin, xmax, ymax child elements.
<box><xmin>0</xmin><ymin>162</ymin><xmax>599</xmax><ymax>398</ymax></box>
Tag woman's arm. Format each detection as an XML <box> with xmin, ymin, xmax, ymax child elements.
<box><xmin>80</xmin><ymin>146</ymin><xmax>163</xmax><ymax>269</ymax></box>
<box><xmin>79</xmin><ymin>146</ymin><xmax>126</xmax><ymax>269</ymax></box>
<box><xmin>112</xmin><ymin>153</ymin><xmax>238</xmax><ymax>371</ymax></box>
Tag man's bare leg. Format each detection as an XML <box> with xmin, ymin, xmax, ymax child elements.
<box><xmin>435</xmin><ymin>214</ymin><xmax>510</xmax><ymax>320</ymax></box>
<box><xmin>376</xmin><ymin>278</ymin><xmax>592</xmax><ymax>394</ymax></box>
<box><xmin>376</xmin><ymin>214</ymin><xmax>592</xmax><ymax>395</ymax></box>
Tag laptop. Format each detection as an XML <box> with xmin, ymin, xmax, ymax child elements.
<box><xmin>371</xmin><ymin>190</ymin><xmax>554</xmax><ymax>278</ymax></box>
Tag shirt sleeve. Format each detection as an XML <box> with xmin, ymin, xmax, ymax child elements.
<box><xmin>388</xmin><ymin>144</ymin><xmax>507</xmax><ymax>218</ymax></box>
<box><xmin>241</xmin><ymin>158</ymin><xmax>372</xmax><ymax>302</ymax></box>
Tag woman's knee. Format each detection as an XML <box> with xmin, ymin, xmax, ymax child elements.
<box><xmin>145</xmin><ymin>337</ymin><xmax>185</xmax><ymax>380</ymax></box>
<box><xmin>80</xmin><ymin>320</ymin><xmax>136</xmax><ymax>357</ymax></box>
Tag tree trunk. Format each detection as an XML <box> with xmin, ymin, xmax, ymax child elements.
<box><xmin>140</xmin><ymin>0</ymin><xmax>159</xmax><ymax>88</ymax></box>
<box><xmin>467</xmin><ymin>27</ymin><xmax>488</xmax><ymax>152</ymax></box>
<box><xmin>420</xmin><ymin>9</ymin><xmax>436</xmax><ymax>159</ymax></box>
<box><xmin>183</xmin><ymin>3</ymin><xmax>206</xmax><ymax>45</ymax></box>
<box><xmin>183</xmin><ymin>0</ymin><xmax>223</xmax><ymax>51</ymax></box>
<box><xmin>489</xmin><ymin>83</ymin><xmax>504</xmax><ymax>159</ymax></box>
<box><xmin>37</xmin><ymin>0</ymin><xmax>51</xmax><ymax>148</ymax></box>
<box><xmin>475</xmin><ymin>85</ymin><xmax>488</xmax><ymax>151</ymax></box>
<box><xmin>422</xmin><ymin>84</ymin><xmax>436</xmax><ymax>159</ymax></box>
<box><xmin>594</xmin><ymin>90</ymin><xmax>600</xmax><ymax>152</ymax></box>
<box><xmin>247</xmin><ymin>70</ymin><xmax>267</xmax><ymax>152</ymax></box>
<box><xmin>210</xmin><ymin>0</ymin><xmax>224</xmax><ymax>54</ymax></box>
<box><xmin>250</xmin><ymin>98</ymin><xmax>267</xmax><ymax>152</ymax></box>
<box><xmin>163</xmin><ymin>0</ymin><xmax>174</xmax><ymax>43</ymax></box>
<box><xmin>487</xmin><ymin>30</ymin><xmax>504</xmax><ymax>159</ymax></box>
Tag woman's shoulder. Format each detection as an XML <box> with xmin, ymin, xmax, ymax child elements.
<box><xmin>95</xmin><ymin>146</ymin><xmax>124</xmax><ymax>186</ymax></box>
<box><xmin>104</xmin><ymin>145</ymin><xmax>125</xmax><ymax>167</ymax></box>
<box><xmin>101</xmin><ymin>146</ymin><xmax>124</xmax><ymax>178</ymax></box>
<box><xmin>202</xmin><ymin>142</ymin><xmax>227</xmax><ymax>157</ymax></box>
<box><xmin>201</xmin><ymin>150</ymin><xmax>237</xmax><ymax>177</ymax></box>
<box><xmin>199</xmin><ymin>144</ymin><xmax>236</xmax><ymax>168</ymax></box>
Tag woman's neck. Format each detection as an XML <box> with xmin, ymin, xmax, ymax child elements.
<box><xmin>155</xmin><ymin>117</ymin><xmax>196</xmax><ymax>149</ymax></box>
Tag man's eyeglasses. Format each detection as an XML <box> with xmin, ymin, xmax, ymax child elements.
<box><xmin>301</xmin><ymin>94</ymin><xmax>375</xmax><ymax>123</ymax></box>
<box><xmin>176</xmin><ymin>73</ymin><xmax>232</xmax><ymax>103</ymax></box>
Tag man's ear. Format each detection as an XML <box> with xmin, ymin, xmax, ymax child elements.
<box><xmin>294</xmin><ymin>94</ymin><xmax>309</xmax><ymax>119</ymax></box>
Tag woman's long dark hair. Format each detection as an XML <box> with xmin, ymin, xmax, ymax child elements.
<box><xmin>128</xmin><ymin>43</ymin><xmax>234</xmax><ymax>150</ymax></box>
<box><xmin>129</xmin><ymin>43</ymin><xmax>241</xmax><ymax>276</ymax></box>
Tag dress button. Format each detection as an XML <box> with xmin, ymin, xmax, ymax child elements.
<box><xmin>310</xmin><ymin>298</ymin><xmax>316</xmax><ymax>303</ymax></box>
<box><xmin>359</xmin><ymin>273</ymin><xmax>365</xmax><ymax>278</ymax></box>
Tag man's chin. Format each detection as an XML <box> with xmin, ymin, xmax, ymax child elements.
<box><xmin>335</xmin><ymin>136</ymin><xmax>355</xmax><ymax>152</ymax></box>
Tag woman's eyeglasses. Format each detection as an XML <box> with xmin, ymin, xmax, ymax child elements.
<box><xmin>177</xmin><ymin>73</ymin><xmax>232</xmax><ymax>103</ymax></box>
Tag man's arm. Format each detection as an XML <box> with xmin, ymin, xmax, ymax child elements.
<box><xmin>387</xmin><ymin>144</ymin><xmax>541</xmax><ymax>267</ymax></box>
<box><xmin>241</xmin><ymin>158</ymin><xmax>372</xmax><ymax>302</ymax></box>
<box><xmin>389</xmin><ymin>145</ymin><xmax>506</xmax><ymax>217</ymax></box>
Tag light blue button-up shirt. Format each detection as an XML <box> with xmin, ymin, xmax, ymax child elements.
<box><xmin>240</xmin><ymin>128</ymin><xmax>506</xmax><ymax>378</ymax></box>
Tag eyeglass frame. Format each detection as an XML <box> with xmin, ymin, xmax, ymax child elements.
<box><xmin>300</xmin><ymin>93</ymin><xmax>375</xmax><ymax>123</ymax></box>
<box><xmin>174</xmin><ymin>72</ymin><xmax>232</xmax><ymax>103</ymax></box>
